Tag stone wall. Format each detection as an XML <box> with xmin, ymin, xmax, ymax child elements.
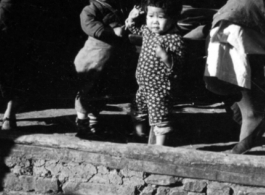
<box><xmin>1</xmin><ymin>134</ymin><xmax>265</xmax><ymax>195</ymax></box>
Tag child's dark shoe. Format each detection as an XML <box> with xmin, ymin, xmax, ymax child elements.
<box><xmin>128</xmin><ymin>132</ymin><xmax>148</xmax><ymax>143</ymax></box>
<box><xmin>1</xmin><ymin>118</ymin><xmax>17</xmax><ymax>131</ymax></box>
<box><xmin>76</xmin><ymin>118</ymin><xmax>92</xmax><ymax>137</ymax></box>
<box><xmin>75</xmin><ymin>118</ymin><xmax>104</xmax><ymax>140</ymax></box>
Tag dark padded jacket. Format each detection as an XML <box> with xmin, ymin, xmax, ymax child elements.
<box><xmin>80</xmin><ymin>0</ymin><xmax>123</xmax><ymax>43</ymax></box>
<box><xmin>212</xmin><ymin>0</ymin><xmax>265</xmax><ymax>34</ymax></box>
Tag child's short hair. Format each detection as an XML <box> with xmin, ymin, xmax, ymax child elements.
<box><xmin>142</xmin><ymin>0</ymin><xmax>183</xmax><ymax>18</ymax></box>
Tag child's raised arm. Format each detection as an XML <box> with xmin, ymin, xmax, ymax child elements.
<box><xmin>125</xmin><ymin>6</ymin><xmax>144</xmax><ymax>27</ymax></box>
<box><xmin>125</xmin><ymin>5</ymin><xmax>145</xmax><ymax>35</ymax></box>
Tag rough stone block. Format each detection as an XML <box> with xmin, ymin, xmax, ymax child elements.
<box><xmin>207</xmin><ymin>187</ymin><xmax>233</xmax><ymax>195</ymax></box>
<box><xmin>34</xmin><ymin>177</ymin><xmax>58</xmax><ymax>193</ymax></box>
<box><xmin>109</xmin><ymin>170</ymin><xmax>122</xmax><ymax>185</ymax></box>
<box><xmin>83</xmin><ymin>163</ymin><xmax>97</xmax><ymax>176</ymax></box>
<box><xmin>230</xmin><ymin>183</ymin><xmax>265</xmax><ymax>195</ymax></box>
<box><xmin>67</xmin><ymin>162</ymin><xmax>83</xmax><ymax>178</ymax></box>
<box><xmin>121</xmin><ymin>169</ymin><xmax>144</xmax><ymax>178</ymax></box>
<box><xmin>187</xmin><ymin>193</ymin><xmax>206</xmax><ymax>195</ymax></box>
<box><xmin>19</xmin><ymin>176</ymin><xmax>34</xmax><ymax>192</ymax></box>
<box><xmin>58</xmin><ymin>166</ymin><xmax>71</xmax><ymax>182</ymax></box>
<box><xmin>8</xmin><ymin>158</ymin><xmax>32</xmax><ymax>176</ymax></box>
<box><xmin>63</xmin><ymin>163</ymin><xmax>96</xmax><ymax>182</ymax></box>
<box><xmin>45</xmin><ymin>161</ymin><xmax>62</xmax><ymax>177</ymax></box>
<box><xmin>4</xmin><ymin>157</ymin><xmax>17</xmax><ymax>168</ymax></box>
<box><xmin>33</xmin><ymin>165</ymin><xmax>49</xmax><ymax>177</ymax></box>
<box><xmin>145</xmin><ymin>174</ymin><xmax>177</xmax><ymax>186</ymax></box>
<box><xmin>89</xmin><ymin>174</ymin><xmax>110</xmax><ymax>184</ymax></box>
<box><xmin>118</xmin><ymin>185</ymin><xmax>136</xmax><ymax>195</ymax></box>
<box><xmin>237</xmin><ymin>191</ymin><xmax>265</xmax><ymax>195</ymax></box>
<box><xmin>98</xmin><ymin>166</ymin><xmax>109</xmax><ymax>174</ymax></box>
<box><xmin>63</xmin><ymin>182</ymin><xmax>135</xmax><ymax>195</ymax></box>
<box><xmin>34</xmin><ymin>159</ymin><xmax>45</xmax><ymax>167</ymax></box>
<box><xmin>183</xmin><ymin>179</ymin><xmax>207</xmax><ymax>193</ymax></box>
<box><xmin>12</xmin><ymin>165</ymin><xmax>22</xmax><ymax>175</ymax></box>
<box><xmin>207</xmin><ymin>181</ymin><xmax>233</xmax><ymax>195</ymax></box>
<box><xmin>156</xmin><ymin>187</ymin><xmax>170</xmax><ymax>195</ymax></box>
<box><xmin>169</xmin><ymin>187</ymin><xmax>187</xmax><ymax>195</ymax></box>
<box><xmin>62</xmin><ymin>162</ymin><xmax>96</xmax><ymax>181</ymax></box>
<box><xmin>123</xmin><ymin>176</ymin><xmax>145</xmax><ymax>186</ymax></box>
<box><xmin>3</xmin><ymin>173</ymin><xmax>22</xmax><ymax>191</ymax></box>
<box><xmin>140</xmin><ymin>185</ymin><xmax>157</xmax><ymax>195</ymax></box>
<box><xmin>62</xmin><ymin>181</ymin><xmax>79</xmax><ymax>193</ymax></box>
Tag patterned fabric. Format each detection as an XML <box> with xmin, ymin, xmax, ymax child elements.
<box><xmin>130</xmin><ymin>25</ymin><xmax>185</xmax><ymax>126</ymax></box>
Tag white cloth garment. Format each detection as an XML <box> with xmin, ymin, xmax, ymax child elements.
<box><xmin>204</xmin><ymin>21</ymin><xmax>265</xmax><ymax>89</ymax></box>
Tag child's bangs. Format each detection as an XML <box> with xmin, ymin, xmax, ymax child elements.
<box><xmin>143</xmin><ymin>0</ymin><xmax>183</xmax><ymax>17</ymax></box>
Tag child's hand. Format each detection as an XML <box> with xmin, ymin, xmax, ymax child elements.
<box><xmin>125</xmin><ymin>5</ymin><xmax>144</xmax><ymax>28</ymax></box>
<box><xmin>114</xmin><ymin>26</ymin><xmax>125</xmax><ymax>37</ymax></box>
<box><xmin>156</xmin><ymin>45</ymin><xmax>172</xmax><ymax>68</ymax></box>
<box><xmin>128</xmin><ymin>5</ymin><xmax>144</xmax><ymax>20</ymax></box>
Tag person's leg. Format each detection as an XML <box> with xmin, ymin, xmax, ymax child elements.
<box><xmin>147</xmin><ymin>93</ymin><xmax>174</xmax><ymax>146</ymax></box>
<box><xmin>230</xmin><ymin>102</ymin><xmax>242</xmax><ymax>125</ymax></box>
<box><xmin>2</xmin><ymin>98</ymin><xmax>19</xmax><ymax>130</ymax></box>
<box><xmin>130</xmin><ymin>87</ymin><xmax>149</xmax><ymax>143</ymax></box>
<box><xmin>87</xmin><ymin>100</ymin><xmax>105</xmax><ymax>134</ymax></box>
<box><xmin>155</xmin><ymin>134</ymin><xmax>166</xmax><ymax>145</ymax></box>
<box><xmin>131</xmin><ymin>112</ymin><xmax>149</xmax><ymax>142</ymax></box>
<box><xmin>153</xmin><ymin>125</ymin><xmax>173</xmax><ymax>146</ymax></box>
<box><xmin>134</xmin><ymin>120</ymin><xmax>148</xmax><ymax>137</ymax></box>
<box><xmin>0</xmin><ymin>69</ymin><xmax>20</xmax><ymax>130</ymax></box>
<box><xmin>236</xmin><ymin>89</ymin><xmax>263</xmax><ymax>141</ymax></box>
<box><xmin>147</xmin><ymin>77</ymin><xmax>175</xmax><ymax>146</ymax></box>
<box><xmin>75</xmin><ymin>72</ymin><xmax>100</xmax><ymax>136</ymax></box>
<box><xmin>75</xmin><ymin>90</ymin><xmax>89</xmax><ymax>131</ymax></box>
<box><xmin>148</xmin><ymin>126</ymin><xmax>156</xmax><ymax>144</ymax></box>
<box><xmin>230</xmin><ymin>87</ymin><xmax>265</xmax><ymax>154</ymax></box>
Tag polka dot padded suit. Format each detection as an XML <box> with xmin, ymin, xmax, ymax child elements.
<box><xmin>131</xmin><ymin>26</ymin><xmax>185</xmax><ymax>126</ymax></box>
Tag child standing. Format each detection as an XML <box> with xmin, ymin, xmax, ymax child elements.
<box><xmin>74</xmin><ymin>0</ymin><xmax>125</xmax><ymax>138</ymax></box>
<box><xmin>125</xmin><ymin>0</ymin><xmax>186</xmax><ymax>145</ymax></box>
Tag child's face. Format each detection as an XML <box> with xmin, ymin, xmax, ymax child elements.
<box><xmin>146</xmin><ymin>6</ymin><xmax>175</xmax><ymax>35</ymax></box>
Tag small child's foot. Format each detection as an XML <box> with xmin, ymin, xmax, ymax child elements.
<box><xmin>1</xmin><ymin>117</ymin><xmax>17</xmax><ymax>131</ymax></box>
<box><xmin>129</xmin><ymin>132</ymin><xmax>148</xmax><ymax>143</ymax></box>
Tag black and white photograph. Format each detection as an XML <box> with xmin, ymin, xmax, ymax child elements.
<box><xmin>1</xmin><ymin>0</ymin><xmax>265</xmax><ymax>194</ymax></box>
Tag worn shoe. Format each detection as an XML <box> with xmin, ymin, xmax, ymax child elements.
<box><xmin>230</xmin><ymin>119</ymin><xmax>265</xmax><ymax>154</ymax></box>
<box><xmin>129</xmin><ymin>132</ymin><xmax>148</xmax><ymax>143</ymax></box>
<box><xmin>75</xmin><ymin>118</ymin><xmax>103</xmax><ymax>140</ymax></box>
<box><xmin>75</xmin><ymin>118</ymin><xmax>93</xmax><ymax>137</ymax></box>
<box><xmin>1</xmin><ymin>117</ymin><xmax>17</xmax><ymax>130</ymax></box>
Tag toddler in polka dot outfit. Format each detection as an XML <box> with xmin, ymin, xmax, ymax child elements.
<box><xmin>125</xmin><ymin>0</ymin><xmax>186</xmax><ymax>145</ymax></box>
